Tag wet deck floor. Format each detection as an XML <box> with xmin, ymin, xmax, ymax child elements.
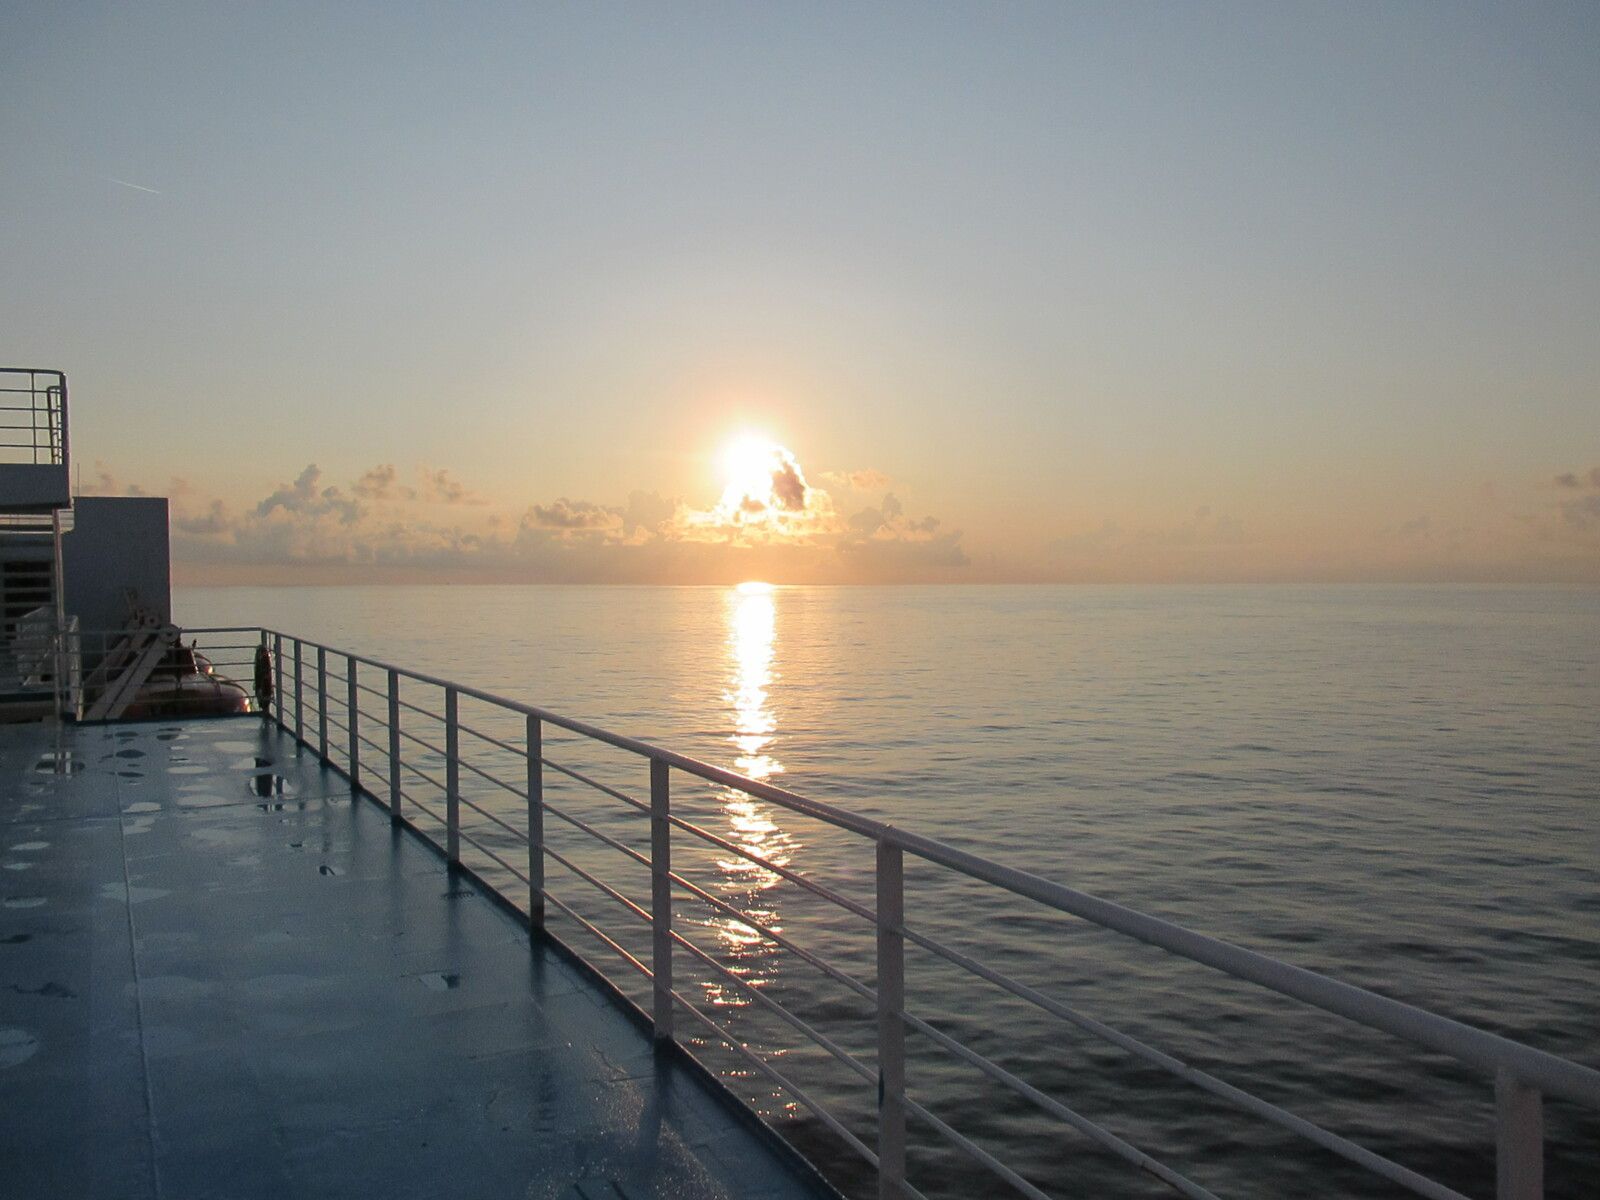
<box><xmin>0</xmin><ymin>717</ymin><xmax>836</xmax><ymax>1200</ymax></box>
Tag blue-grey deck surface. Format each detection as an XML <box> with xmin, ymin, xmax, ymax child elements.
<box><xmin>0</xmin><ymin>717</ymin><xmax>836</xmax><ymax>1200</ymax></box>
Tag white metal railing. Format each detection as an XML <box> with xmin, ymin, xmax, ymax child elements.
<box><xmin>0</xmin><ymin>611</ymin><xmax>77</xmax><ymax>716</ymax></box>
<box><xmin>2</xmin><ymin>625</ymin><xmax>257</xmax><ymax>721</ymax></box>
<box><xmin>0</xmin><ymin>367</ymin><xmax>69</xmax><ymax>467</ymax></box>
<box><xmin>179</xmin><ymin>626</ymin><xmax>1598</xmax><ymax>1200</ymax></box>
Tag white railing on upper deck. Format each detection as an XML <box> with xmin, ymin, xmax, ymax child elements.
<box><xmin>0</xmin><ymin>368</ymin><xmax>69</xmax><ymax>467</ymax></box>
<box><xmin>174</xmin><ymin>626</ymin><xmax>1599</xmax><ymax>1200</ymax></box>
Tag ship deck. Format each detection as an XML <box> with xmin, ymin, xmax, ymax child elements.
<box><xmin>0</xmin><ymin>716</ymin><xmax>835</xmax><ymax>1200</ymax></box>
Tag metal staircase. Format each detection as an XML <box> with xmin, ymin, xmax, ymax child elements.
<box><xmin>79</xmin><ymin>613</ymin><xmax>180</xmax><ymax>721</ymax></box>
<box><xmin>0</xmin><ymin>368</ymin><xmax>73</xmax><ymax>719</ymax></box>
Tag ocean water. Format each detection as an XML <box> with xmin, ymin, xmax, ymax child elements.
<box><xmin>175</xmin><ymin>584</ymin><xmax>1599</xmax><ymax>1199</ymax></box>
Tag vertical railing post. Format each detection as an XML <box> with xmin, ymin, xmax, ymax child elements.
<box><xmin>650</xmin><ymin>758</ymin><xmax>673</xmax><ymax>1041</ymax></box>
<box><xmin>256</xmin><ymin>629</ymin><xmax>268</xmax><ymax>722</ymax></box>
<box><xmin>445</xmin><ymin>687</ymin><xmax>460</xmax><ymax>865</ymax></box>
<box><xmin>346</xmin><ymin>657</ymin><xmax>360</xmax><ymax>791</ymax></box>
<box><xmin>876</xmin><ymin>837</ymin><xmax>907</xmax><ymax>1200</ymax></box>
<box><xmin>526</xmin><ymin>714</ymin><xmax>544</xmax><ymax>931</ymax></box>
<box><xmin>387</xmin><ymin>669</ymin><xmax>401</xmax><ymax>822</ymax></box>
<box><xmin>1496</xmin><ymin>1070</ymin><xmax>1543</xmax><ymax>1200</ymax></box>
<box><xmin>316</xmin><ymin>646</ymin><xmax>328</xmax><ymax>761</ymax></box>
<box><xmin>273</xmin><ymin>632</ymin><xmax>283</xmax><ymax>728</ymax></box>
<box><xmin>293</xmin><ymin>640</ymin><xmax>304</xmax><ymax>745</ymax></box>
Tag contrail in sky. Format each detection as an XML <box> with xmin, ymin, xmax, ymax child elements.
<box><xmin>103</xmin><ymin>176</ymin><xmax>161</xmax><ymax>194</ymax></box>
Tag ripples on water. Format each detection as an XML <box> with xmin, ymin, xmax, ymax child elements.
<box><xmin>179</xmin><ymin>584</ymin><xmax>1599</xmax><ymax>1198</ymax></box>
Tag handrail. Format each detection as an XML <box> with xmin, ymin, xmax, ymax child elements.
<box><xmin>238</xmin><ymin>626</ymin><xmax>1600</xmax><ymax>1110</ymax></box>
<box><xmin>249</xmin><ymin>627</ymin><xmax>893</xmax><ymax>838</ymax></box>
<box><xmin>0</xmin><ymin>367</ymin><xmax>68</xmax><ymax>468</ymax></box>
<box><xmin>890</xmin><ymin>825</ymin><xmax>1600</xmax><ymax>1107</ymax></box>
<box><xmin>180</xmin><ymin>625</ymin><xmax>1599</xmax><ymax>1200</ymax></box>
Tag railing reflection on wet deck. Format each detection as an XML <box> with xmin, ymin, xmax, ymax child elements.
<box><xmin>167</xmin><ymin>623</ymin><xmax>1599</xmax><ymax>1200</ymax></box>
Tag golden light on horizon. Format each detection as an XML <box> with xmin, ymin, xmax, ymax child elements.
<box><xmin>735</xmin><ymin>580</ymin><xmax>774</xmax><ymax>595</ymax></box>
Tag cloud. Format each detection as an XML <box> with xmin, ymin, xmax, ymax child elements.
<box><xmin>525</xmin><ymin>498</ymin><xmax>623</xmax><ymax>533</ymax></box>
<box><xmin>131</xmin><ymin>450</ymin><xmax>966</xmax><ymax>584</ymax></box>
<box><xmin>1540</xmin><ymin>465</ymin><xmax>1600</xmax><ymax>531</ymax></box>
<box><xmin>175</xmin><ymin>499</ymin><xmax>230</xmax><ymax>536</ymax></box>
<box><xmin>1559</xmin><ymin>494</ymin><xmax>1600</xmax><ymax>529</ymax></box>
<box><xmin>77</xmin><ymin>460</ymin><xmax>147</xmax><ymax>497</ymax></box>
<box><xmin>415</xmin><ymin>467</ymin><xmax>486</xmax><ymax>505</ymax></box>
<box><xmin>820</xmin><ymin>467</ymin><xmax>893</xmax><ymax>493</ymax></box>
<box><xmin>1553</xmin><ymin>466</ymin><xmax>1600</xmax><ymax>491</ymax></box>
<box><xmin>353</xmin><ymin>464</ymin><xmax>400</xmax><ymax>499</ymax></box>
<box><xmin>672</xmin><ymin>443</ymin><xmax>845</xmax><ymax>546</ymax></box>
<box><xmin>770</xmin><ymin>457</ymin><xmax>806</xmax><ymax>511</ymax></box>
<box><xmin>835</xmin><ymin>492</ymin><xmax>968</xmax><ymax>570</ymax></box>
<box><xmin>255</xmin><ymin>464</ymin><xmax>363</xmax><ymax>524</ymax></box>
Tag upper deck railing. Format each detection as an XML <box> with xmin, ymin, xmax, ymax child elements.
<box><xmin>151</xmin><ymin>628</ymin><xmax>1600</xmax><ymax>1199</ymax></box>
<box><xmin>0</xmin><ymin>368</ymin><xmax>69</xmax><ymax>468</ymax></box>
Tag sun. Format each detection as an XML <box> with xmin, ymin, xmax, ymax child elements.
<box><xmin>710</xmin><ymin>434</ymin><xmax>814</xmax><ymax>530</ymax></box>
<box><xmin>721</xmin><ymin>436</ymin><xmax>780</xmax><ymax>505</ymax></box>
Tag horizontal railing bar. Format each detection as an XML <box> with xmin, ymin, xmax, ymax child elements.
<box><xmin>394</xmin><ymin>725</ymin><xmax>448</xmax><ymax>758</ymax></box>
<box><xmin>455</xmin><ymin>755</ymin><xmax>525</xmax><ymax>799</ymax></box>
<box><xmin>886</xmin><ymin>828</ymin><xmax>1600</xmax><ymax>1106</ymax></box>
<box><xmin>455</xmin><ymin>792</ymin><xmax>526</xmax><ymax>843</ymax></box>
<box><xmin>259</xmin><ymin>627</ymin><xmax>1600</xmax><ymax>1107</ymax></box>
<box><xmin>542</xmin><ymin>800</ymin><xmax>652</xmax><ymax>871</ymax></box>
<box><xmin>458</xmin><ymin>834</ymin><xmax>531</xmax><ymax>888</ymax></box>
<box><xmin>159</xmin><ymin>626</ymin><xmax>265</xmax><ymax>635</ymax></box>
<box><xmin>353</xmin><ymin>729</ymin><xmax>389</xmax><ymax>759</ymax></box>
<box><xmin>668</xmin><ymin>926</ymin><xmax>876</xmax><ymax>1085</ymax></box>
<box><xmin>358</xmin><ymin>713</ymin><xmax>394</xmax><ymax>736</ymax></box>
<box><xmin>905</xmin><ymin>1014</ymin><xmax>1248</xmax><ymax>1200</ymax></box>
<box><xmin>667</xmin><ymin>868</ymin><xmax>876</xmax><ymax>1005</ymax></box>
<box><xmin>666</xmin><ymin>809</ymin><xmax>877</xmax><ymax>926</ymax></box>
<box><xmin>352</xmin><ymin>678</ymin><xmax>389</xmax><ymax>701</ymax></box>
<box><xmin>543</xmin><ymin>888</ymin><xmax>653</xmax><ymax>980</ymax></box>
<box><xmin>396</xmin><ymin>788</ymin><xmax>446</xmax><ymax>827</ymax></box>
<box><xmin>395</xmin><ymin>695</ymin><xmax>445</xmax><ymax>723</ymax></box>
<box><xmin>908</xmin><ymin>1091</ymin><xmax>1207</xmax><ymax>1200</ymax></box>
<box><xmin>262</xmin><ymin>629</ymin><xmax>890</xmax><ymax>835</ymax></box>
<box><xmin>541</xmin><ymin>755</ymin><xmax>648</xmax><ymax>813</ymax></box>
<box><xmin>667</xmin><ymin>986</ymin><xmax>881</xmax><ymax>1171</ymax></box>
<box><xmin>901</xmin><ymin>923</ymin><xmax>1467</xmax><ymax>1200</ymax></box>
<box><xmin>398</xmin><ymin>759</ymin><xmax>446</xmax><ymax>792</ymax></box>
<box><xmin>543</xmin><ymin>844</ymin><xmax>654</xmax><ymax>928</ymax></box>
<box><xmin>454</xmin><ymin>719</ymin><xmax>524</xmax><ymax>758</ymax></box>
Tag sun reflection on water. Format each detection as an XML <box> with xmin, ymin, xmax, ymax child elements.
<box><xmin>700</xmin><ymin>582</ymin><xmax>799</xmax><ymax>1005</ymax></box>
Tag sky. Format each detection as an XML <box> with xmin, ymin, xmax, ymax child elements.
<box><xmin>3</xmin><ymin>3</ymin><xmax>1598</xmax><ymax>584</ymax></box>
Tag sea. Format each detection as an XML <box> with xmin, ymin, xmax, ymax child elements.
<box><xmin>175</xmin><ymin>583</ymin><xmax>1599</xmax><ymax>1199</ymax></box>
